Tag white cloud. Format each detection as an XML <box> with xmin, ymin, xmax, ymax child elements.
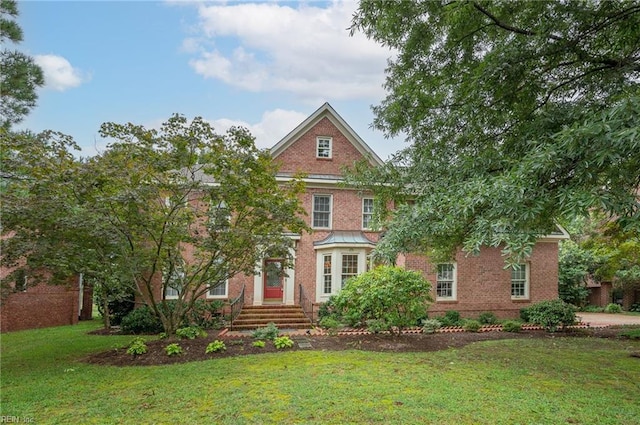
<box><xmin>208</xmin><ymin>108</ymin><xmax>308</xmax><ymax>149</ymax></box>
<box><xmin>185</xmin><ymin>1</ymin><xmax>393</xmax><ymax>101</ymax></box>
<box><xmin>34</xmin><ymin>54</ymin><xmax>89</xmax><ymax>91</ymax></box>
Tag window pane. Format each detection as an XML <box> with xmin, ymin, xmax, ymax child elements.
<box><xmin>436</xmin><ymin>264</ymin><xmax>454</xmax><ymax>298</ymax></box>
<box><xmin>317</xmin><ymin>138</ymin><xmax>331</xmax><ymax>158</ymax></box>
<box><xmin>208</xmin><ymin>281</ymin><xmax>226</xmax><ymax>297</ymax></box>
<box><xmin>362</xmin><ymin>198</ymin><xmax>374</xmax><ymax>228</ymax></box>
<box><xmin>323</xmin><ymin>255</ymin><xmax>332</xmax><ymax>294</ymax></box>
<box><xmin>313</xmin><ymin>195</ymin><xmax>331</xmax><ymax>228</ymax></box>
<box><xmin>511</xmin><ymin>264</ymin><xmax>527</xmax><ymax>297</ymax></box>
<box><xmin>341</xmin><ymin>254</ymin><xmax>358</xmax><ymax>287</ymax></box>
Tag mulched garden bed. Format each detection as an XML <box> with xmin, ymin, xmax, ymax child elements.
<box><xmin>85</xmin><ymin>326</ymin><xmax>627</xmax><ymax>367</ymax></box>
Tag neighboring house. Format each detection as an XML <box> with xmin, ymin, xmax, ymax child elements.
<box><xmin>0</xmin><ymin>268</ymin><xmax>92</xmax><ymax>332</ymax></box>
<box><xmin>213</xmin><ymin>103</ymin><xmax>568</xmax><ymax>321</ymax></box>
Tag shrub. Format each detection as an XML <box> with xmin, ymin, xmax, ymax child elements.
<box><xmin>252</xmin><ymin>322</ymin><xmax>279</xmax><ymax>340</ymax></box>
<box><xmin>502</xmin><ymin>320</ymin><xmax>522</xmax><ymax>333</ymax></box>
<box><xmin>330</xmin><ymin>266</ymin><xmax>432</xmax><ymax>334</ymax></box>
<box><xmin>629</xmin><ymin>303</ymin><xmax>640</xmax><ymax>312</ymax></box>
<box><xmin>618</xmin><ymin>328</ymin><xmax>640</xmax><ymax>340</ymax></box>
<box><xmin>318</xmin><ymin>316</ymin><xmax>341</xmax><ymax>331</ymax></box>
<box><xmin>525</xmin><ymin>299</ymin><xmax>576</xmax><ymax>332</ymax></box>
<box><xmin>165</xmin><ymin>343</ymin><xmax>183</xmax><ymax>356</ymax></box>
<box><xmin>176</xmin><ymin>326</ymin><xmax>207</xmax><ymax>340</ymax></box>
<box><xmin>366</xmin><ymin>319</ymin><xmax>389</xmax><ymax>333</ymax></box>
<box><xmin>205</xmin><ymin>340</ymin><xmax>226</xmax><ymax>353</ymax></box>
<box><xmin>187</xmin><ymin>299</ymin><xmax>225</xmax><ymax>329</ymax></box>
<box><xmin>463</xmin><ymin>319</ymin><xmax>482</xmax><ymax>332</ymax></box>
<box><xmin>252</xmin><ymin>340</ymin><xmax>266</xmax><ymax>348</ymax></box>
<box><xmin>273</xmin><ymin>335</ymin><xmax>294</xmax><ymax>349</ymax></box>
<box><xmin>439</xmin><ymin>310</ymin><xmax>462</xmax><ymax>327</ymax></box>
<box><xmin>421</xmin><ymin>318</ymin><xmax>442</xmax><ymax>334</ymax></box>
<box><xmin>604</xmin><ymin>303</ymin><xmax>623</xmax><ymax>313</ymax></box>
<box><xmin>121</xmin><ymin>306</ymin><xmax>163</xmax><ymax>334</ymax></box>
<box><xmin>580</xmin><ymin>305</ymin><xmax>604</xmax><ymax>313</ymax></box>
<box><xmin>317</xmin><ymin>297</ymin><xmax>337</xmax><ymax>321</ymax></box>
<box><xmin>478</xmin><ymin>312</ymin><xmax>498</xmax><ymax>325</ymax></box>
<box><xmin>126</xmin><ymin>337</ymin><xmax>148</xmax><ymax>356</ymax></box>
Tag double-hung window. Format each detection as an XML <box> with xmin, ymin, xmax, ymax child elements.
<box><xmin>341</xmin><ymin>254</ymin><xmax>359</xmax><ymax>288</ymax></box>
<box><xmin>316</xmin><ymin>137</ymin><xmax>332</xmax><ymax>159</ymax></box>
<box><xmin>511</xmin><ymin>264</ymin><xmax>529</xmax><ymax>299</ymax></box>
<box><xmin>436</xmin><ymin>263</ymin><xmax>456</xmax><ymax>300</ymax></box>
<box><xmin>207</xmin><ymin>280</ymin><xmax>228</xmax><ymax>298</ymax></box>
<box><xmin>362</xmin><ymin>198</ymin><xmax>374</xmax><ymax>229</ymax></box>
<box><xmin>312</xmin><ymin>195</ymin><xmax>332</xmax><ymax>229</ymax></box>
<box><xmin>322</xmin><ymin>254</ymin><xmax>332</xmax><ymax>295</ymax></box>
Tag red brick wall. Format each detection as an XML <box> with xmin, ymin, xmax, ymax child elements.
<box><xmin>404</xmin><ymin>243</ymin><xmax>560</xmax><ymax>319</ymax></box>
<box><xmin>275</xmin><ymin>117</ymin><xmax>369</xmax><ymax>176</ymax></box>
<box><xmin>0</xmin><ymin>281</ymin><xmax>80</xmax><ymax>332</ymax></box>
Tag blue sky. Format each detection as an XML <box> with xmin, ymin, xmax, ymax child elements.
<box><xmin>16</xmin><ymin>0</ymin><xmax>403</xmax><ymax>159</ymax></box>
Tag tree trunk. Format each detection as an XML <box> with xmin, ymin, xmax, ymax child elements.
<box><xmin>103</xmin><ymin>297</ymin><xmax>111</xmax><ymax>330</ymax></box>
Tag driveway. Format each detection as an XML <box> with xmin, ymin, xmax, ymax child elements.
<box><xmin>576</xmin><ymin>312</ymin><xmax>640</xmax><ymax>326</ymax></box>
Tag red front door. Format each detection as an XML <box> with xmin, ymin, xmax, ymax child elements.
<box><xmin>263</xmin><ymin>260</ymin><xmax>284</xmax><ymax>301</ymax></box>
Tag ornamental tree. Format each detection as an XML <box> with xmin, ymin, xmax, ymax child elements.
<box><xmin>348</xmin><ymin>1</ymin><xmax>640</xmax><ymax>263</ymax></box>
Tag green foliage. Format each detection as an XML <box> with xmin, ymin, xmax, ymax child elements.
<box><xmin>317</xmin><ymin>297</ymin><xmax>337</xmax><ymax>321</ymax></box>
<box><xmin>366</xmin><ymin>319</ymin><xmax>389</xmax><ymax>333</ymax></box>
<box><xmin>164</xmin><ymin>343</ymin><xmax>183</xmax><ymax>356</ymax></box>
<box><xmin>618</xmin><ymin>328</ymin><xmax>640</xmax><ymax>340</ymax></box>
<box><xmin>186</xmin><ymin>299</ymin><xmax>225</xmax><ymax>329</ymax></box>
<box><xmin>502</xmin><ymin>321</ymin><xmax>522</xmax><ymax>333</ymax></box>
<box><xmin>579</xmin><ymin>305</ymin><xmax>604</xmax><ymax>313</ymax></box>
<box><xmin>205</xmin><ymin>340</ymin><xmax>226</xmax><ymax>354</ymax></box>
<box><xmin>558</xmin><ymin>241</ymin><xmax>594</xmax><ymax>307</ymax></box>
<box><xmin>525</xmin><ymin>300</ymin><xmax>577</xmax><ymax>332</ymax></box>
<box><xmin>347</xmin><ymin>2</ymin><xmax>640</xmax><ymax>263</ymax></box>
<box><xmin>421</xmin><ymin>319</ymin><xmax>442</xmax><ymax>334</ymax></box>
<box><xmin>478</xmin><ymin>312</ymin><xmax>498</xmax><ymax>325</ymax></box>
<box><xmin>126</xmin><ymin>337</ymin><xmax>148</xmax><ymax>356</ymax></box>
<box><xmin>463</xmin><ymin>320</ymin><xmax>482</xmax><ymax>333</ymax></box>
<box><xmin>251</xmin><ymin>322</ymin><xmax>279</xmax><ymax>341</ymax></box>
<box><xmin>0</xmin><ymin>0</ymin><xmax>44</xmax><ymax>129</ymax></box>
<box><xmin>252</xmin><ymin>340</ymin><xmax>266</xmax><ymax>348</ymax></box>
<box><xmin>318</xmin><ymin>316</ymin><xmax>341</xmax><ymax>331</ymax></box>
<box><xmin>120</xmin><ymin>306</ymin><xmax>163</xmax><ymax>335</ymax></box>
<box><xmin>439</xmin><ymin>310</ymin><xmax>462</xmax><ymax>327</ymax></box>
<box><xmin>176</xmin><ymin>326</ymin><xmax>207</xmax><ymax>340</ymax></box>
<box><xmin>604</xmin><ymin>303</ymin><xmax>623</xmax><ymax>314</ymax></box>
<box><xmin>520</xmin><ymin>308</ymin><xmax>531</xmax><ymax>323</ymax></box>
<box><xmin>629</xmin><ymin>303</ymin><xmax>640</xmax><ymax>313</ymax></box>
<box><xmin>273</xmin><ymin>335</ymin><xmax>294</xmax><ymax>349</ymax></box>
<box><xmin>330</xmin><ymin>266</ymin><xmax>432</xmax><ymax>333</ymax></box>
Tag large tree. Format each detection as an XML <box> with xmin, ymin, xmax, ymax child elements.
<box><xmin>1</xmin><ymin>0</ymin><xmax>44</xmax><ymax>129</ymax></box>
<box><xmin>348</xmin><ymin>1</ymin><xmax>640</xmax><ymax>262</ymax></box>
<box><xmin>1</xmin><ymin>116</ymin><xmax>308</xmax><ymax>334</ymax></box>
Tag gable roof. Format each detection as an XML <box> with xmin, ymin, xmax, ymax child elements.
<box><xmin>270</xmin><ymin>102</ymin><xmax>384</xmax><ymax>167</ymax></box>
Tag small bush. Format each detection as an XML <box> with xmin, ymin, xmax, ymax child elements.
<box><xmin>502</xmin><ymin>320</ymin><xmax>522</xmax><ymax>333</ymax></box>
<box><xmin>252</xmin><ymin>322</ymin><xmax>279</xmax><ymax>340</ymax></box>
<box><xmin>165</xmin><ymin>343</ymin><xmax>183</xmax><ymax>356</ymax></box>
<box><xmin>421</xmin><ymin>319</ymin><xmax>442</xmax><ymax>334</ymax></box>
<box><xmin>252</xmin><ymin>340</ymin><xmax>266</xmax><ymax>348</ymax></box>
<box><xmin>319</xmin><ymin>316</ymin><xmax>341</xmax><ymax>330</ymax></box>
<box><xmin>126</xmin><ymin>337</ymin><xmax>148</xmax><ymax>356</ymax></box>
<box><xmin>439</xmin><ymin>310</ymin><xmax>462</xmax><ymax>327</ymax></box>
<box><xmin>629</xmin><ymin>303</ymin><xmax>640</xmax><ymax>313</ymax></box>
<box><xmin>580</xmin><ymin>305</ymin><xmax>604</xmax><ymax>313</ymax></box>
<box><xmin>478</xmin><ymin>312</ymin><xmax>498</xmax><ymax>325</ymax></box>
<box><xmin>205</xmin><ymin>340</ymin><xmax>226</xmax><ymax>353</ymax></box>
<box><xmin>366</xmin><ymin>319</ymin><xmax>389</xmax><ymax>333</ymax></box>
<box><xmin>273</xmin><ymin>335</ymin><xmax>294</xmax><ymax>349</ymax></box>
<box><xmin>604</xmin><ymin>303</ymin><xmax>623</xmax><ymax>313</ymax></box>
<box><xmin>187</xmin><ymin>299</ymin><xmax>225</xmax><ymax>329</ymax></box>
<box><xmin>176</xmin><ymin>326</ymin><xmax>207</xmax><ymax>340</ymax></box>
<box><xmin>526</xmin><ymin>299</ymin><xmax>576</xmax><ymax>332</ymax></box>
<box><xmin>618</xmin><ymin>328</ymin><xmax>640</xmax><ymax>340</ymax></box>
<box><xmin>463</xmin><ymin>319</ymin><xmax>482</xmax><ymax>332</ymax></box>
<box><xmin>520</xmin><ymin>307</ymin><xmax>531</xmax><ymax>323</ymax></box>
<box><xmin>120</xmin><ymin>306</ymin><xmax>163</xmax><ymax>334</ymax></box>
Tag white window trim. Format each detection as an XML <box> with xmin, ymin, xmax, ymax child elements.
<box><xmin>511</xmin><ymin>263</ymin><xmax>530</xmax><ymax>300</ymax></box>
<box><xmin>362</xmin><ymin>197</ymin><xmax>374</xmax><ymax>230</ymax></box>
<box><xmin>316</xmin><ymin>136</ymin><xmax>332</xmax><ymax>159</ymax></box>
<box><xmin>316</xmin><ymin>249</ymin><xmax>368</xmax><ymax>301</ymax></box>
<box><xmin>312</xmin><ymin>194</ymin><xmax>332</xmax><ymax>229</ymax></box>
<box><xmin>164</xmin><ymin>287</ymin><xmax>179</xmax><ymax>300</ymax></box>
<box><xmin>207</xmin><ymin>280</ymin><xmax>229</xmax><ymax>299</ymax></box>
<box><xmin>435</xmin><ymin>263</ymin><xmax>457</xmax><ymax>301</ymax></box>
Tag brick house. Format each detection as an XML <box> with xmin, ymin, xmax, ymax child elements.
<box><xmin>0</xmin><ymin>269</ymin><xmax>92</xmax><ymax>332</ymax></box>
<box><xmin>217</xmin><ymin>103</ymin><xmax>568</xmax><ymax>325</ymax></box>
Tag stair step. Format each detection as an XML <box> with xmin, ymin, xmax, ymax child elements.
<box><xmin>231</xmin><ymin>305</ymin><xmax>312</xmax><ymax>330</ymax></box>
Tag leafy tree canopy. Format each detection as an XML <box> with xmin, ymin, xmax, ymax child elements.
<box><xmin>348</xmin><ymin>0</ymin><xmax>640</xmax><ymax>262</ymax></box>
<box><xmin>0</xmin><ymin>0</ymin><xmax>44</xmax><ymax>129</ymax></box>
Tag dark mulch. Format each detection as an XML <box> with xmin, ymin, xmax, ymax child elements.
<box><xmin>85</xmin><ymin>327</ymin><xmax>626</xmax><ymax>367</ymax></box>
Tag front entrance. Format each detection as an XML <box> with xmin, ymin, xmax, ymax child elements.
<box><xmin>263</xmin><ymin>260</ymin><xmax>284</xmax><ymax>302</ymax></box>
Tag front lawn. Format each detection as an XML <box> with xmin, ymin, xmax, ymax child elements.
<box><xmin>1</xmin><ymin>320</ymin><xmax>639</xmax><ymax>424</ymax></box>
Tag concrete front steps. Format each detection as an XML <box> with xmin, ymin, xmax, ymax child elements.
<box><xmin>231</xmin><ymin>305</ymin><xmax>313</xmax><ymax>330</ymax></box>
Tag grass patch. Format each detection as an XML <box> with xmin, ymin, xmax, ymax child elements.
<box><xmin>2</xmin><ymin>321</ymin><xmax>640</xmax><ymax>424</ymax></box>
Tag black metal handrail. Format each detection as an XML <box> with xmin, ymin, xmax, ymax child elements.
<box><xmin>298</xmin><ymin>284</ymin><xmax>314</xmax><ymax>324</ymax></box>
<box><xmin>229</xmin><ymin>284</ymin><xmax>245</xmax><ymax>330</ymax></box>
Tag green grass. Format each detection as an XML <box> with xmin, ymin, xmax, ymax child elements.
<box><xmin>2</xmin><ymin>321</ymin><xmax>640</xmax><ymax>424</ymax></box>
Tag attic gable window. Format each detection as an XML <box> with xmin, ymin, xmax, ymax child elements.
<box><xmin>316</xmin><ymin>137</ymin><xmax>332</xmax><ymax>159</ymax></box>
